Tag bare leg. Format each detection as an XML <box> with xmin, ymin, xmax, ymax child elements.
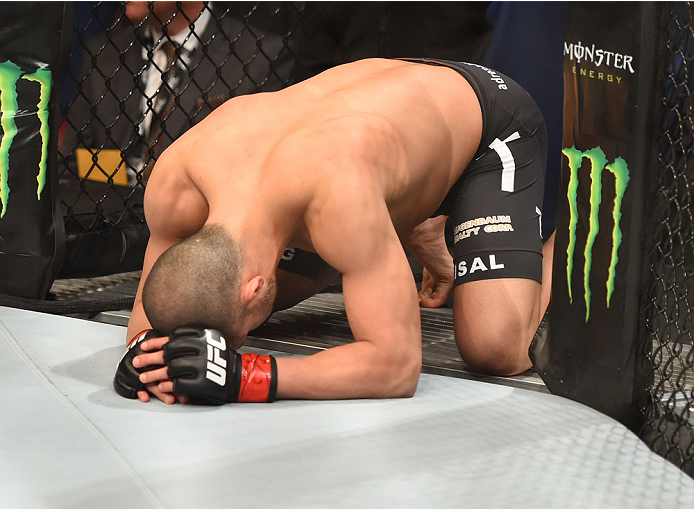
<box><xmin>452</xmin><ymin>232</ymin><xmax>554</xmax><ymax>375</ymax></box>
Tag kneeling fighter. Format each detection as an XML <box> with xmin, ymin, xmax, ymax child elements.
<box><xmin>115</xmin><ymin>58</ymin><xmax>554</xmax><ymax>405</ymax></box>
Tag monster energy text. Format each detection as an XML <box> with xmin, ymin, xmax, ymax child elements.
<box><xmin>562</xmin><ymin>146</ymin><xmax>630</xmax><ymax>322</ymax></box>
<box><xmin>564</xmin><ymin>41</ymin><xmax>635</xmax><ymax>73</ymax></box>
<box><xmin>0</xmin><ymin>60</ymin><xmax>52</xmax><ymax>218</ymax></box>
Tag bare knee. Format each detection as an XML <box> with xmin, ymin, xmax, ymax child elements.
<box><xmin>452</xmin><ymin>277</ymin><xmax>544</xmax><ymax>376</ymax></box>
<box><xmin>455</xmin><ymin>313</ymin><xmax>536</xmax><ymax>376</ymax></box>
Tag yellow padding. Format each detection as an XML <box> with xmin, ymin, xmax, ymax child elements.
<box><xmin>76</xmin><ymin>148</ymin><xmax>129</xmax><ymax>187</ymax></box>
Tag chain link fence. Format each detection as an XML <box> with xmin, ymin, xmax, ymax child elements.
<box><xmin>57</xmin><ymin>1</ymin><xmax>303</xmax><ymax>277</ymax></box>
<box><xmin>639</xmin><ymin>1</ymin><xmax>694</xmax><ymax>478</ymax></box>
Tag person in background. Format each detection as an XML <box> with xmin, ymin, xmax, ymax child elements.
<box><xmin>294</xmin><ymin>2</ymin><xmax>492</xmax><ymax>81</ymax></box>
<box><xmin>61</xmin><ymin>1</ymin><xmax>300</xmax><ymax>181</ymax></box>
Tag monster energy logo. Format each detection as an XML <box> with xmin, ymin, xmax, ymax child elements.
<box><xmin>563</xmin><ymin>146</ymin><xmax>630</xmax><ymax>322</ymax></box>
<box><xmin>0</xmin><ymin>60</ymin><xmax>52</xmax><ymax>218</ymax></box>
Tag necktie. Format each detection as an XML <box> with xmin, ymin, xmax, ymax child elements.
<box><xmin>142</xmin><ymin>40</ymin><xmax>182</xmax><ymax>182</ymax></box>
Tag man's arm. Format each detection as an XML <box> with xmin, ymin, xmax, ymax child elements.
<box><xmin>273</xmin><ymin>181</ymin><xmax>423</xmax><ymax>399</ymax></box>
<box><xmin>128</xmin><ymin>146</ymin><xmax>209</xmax><ymax>345</ymax></box>
<box><xmin>124</xmin><ymin>223</ymin><xmax>188</xmax><ymax>404</ymax></box>
<box><xmin>123</xmin><ymin>150</ymin><xmax>208</xmax><ymax>403</ymax></box>
<box><xmin>127</xmin><ymin>237</ymin><xmax>175</xmax><ymax>340</ymax></box>
<box><xmin>402</xmin><ymin>215</ymin><xmax>454</xmax><ymax>308</ymax></box>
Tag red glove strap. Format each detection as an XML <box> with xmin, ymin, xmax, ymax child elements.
<box><xmin>128</xmin><ymin>329</ymin><xmax>152</xmax><ymax>347</ymax></box>
<box><xmin>236</xmin><ymin>353</ymin><xmax>277</xmax><ymax>403</ymax></box>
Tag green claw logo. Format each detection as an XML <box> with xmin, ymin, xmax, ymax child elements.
<box><xmin>0</xmin><ymin>60</ymin><xmax>52</xmax><ymax>218</ymax></box>
<box><xmin>563</xmin><ymin>146</ymin><xmax>630</xmax><ymax>322</ymax></box>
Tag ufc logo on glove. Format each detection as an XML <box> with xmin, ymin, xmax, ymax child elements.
<box><xmin>205</xmin><ymin>330</ymin><xmax>228</xmax><ymax>386</ymax></box>
<box><xmin>162</xmin><ymin>326</ymin><xmax>278</xmax><ymax>404</ymax></box>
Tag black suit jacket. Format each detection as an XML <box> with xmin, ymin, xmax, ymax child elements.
<box><xmin>295</xmin><ymin>2</ymin><xmax>492</xmax><ymax>81</ymax></box>
<box><xmin>62</xmin><ymin>2</ymin><xmax>300</xmax><ymax>162</ymax></box>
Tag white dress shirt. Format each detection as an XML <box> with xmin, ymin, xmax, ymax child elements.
<box><xmin>138</xmin><ymin>5</ymin><xmax>212</xmax><ymax>137</ymax></box>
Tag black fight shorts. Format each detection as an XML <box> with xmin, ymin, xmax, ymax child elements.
<box><xmin>404</xmin><ymin>58</ymin><xmax>548</xmax><ymax>287</ymax></box>
<box><xmin>277</xmin><ymin>247</ymin><xmax>327</xmax><ymax>279</ymax></box>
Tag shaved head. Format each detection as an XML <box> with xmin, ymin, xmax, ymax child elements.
<box><xmin>142</xmin><ymin>224</ymin><xmax>246</xmax><ymax>339</ymax></box>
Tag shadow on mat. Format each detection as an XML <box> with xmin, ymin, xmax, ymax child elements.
<box><xmin>50</xmin><ymin>343</ymin><xmax>291</xmax><ymax>412</ymax></box>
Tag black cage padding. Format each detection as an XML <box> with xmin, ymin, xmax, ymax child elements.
<box><xmin>536</xmin><ymin>1</ymin><xmax>693</xmax><ymax>478</ymax></box>
<box><xmin>0</xmin><ymin>2</ymin><xmax>72</xmax><ymax>298</ymax></box>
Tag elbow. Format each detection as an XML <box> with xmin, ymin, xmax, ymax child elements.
<box><xmin>393</xmin><ymin>361</ymin><xmax>421</xmax><ymax>398</ymax></box>
<box><xmin>379</xmin><ymin>346</ymin><xmax>421</xmax><ymax>398</ymax></box>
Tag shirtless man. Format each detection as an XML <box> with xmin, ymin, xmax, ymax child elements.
<box><xmin>114</xmin><ymin>58</ymin><xmax>553</xmax><ymax>405</ymax></box>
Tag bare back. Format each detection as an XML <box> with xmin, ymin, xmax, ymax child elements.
<box><xmin>148</xmin><ymin>58</ymin><xmax>483</xmax><ymax>242</ymax></box>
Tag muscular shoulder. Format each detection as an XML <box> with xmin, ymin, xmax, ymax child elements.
<box><xmin>305</xmin><ymin>169</ymin><xmax>389</xmax><ymax>260</ymax></box>
<box><xmin>144</xmin><ymin>147</ymin><xmax>208</xmax><ymax>241</ymax></box>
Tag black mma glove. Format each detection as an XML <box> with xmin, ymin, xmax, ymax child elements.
<box><xmin>113</xmin><ymin>329</ymin><xmax>164</xmax><ymax>399</ymax></box>
<box><xmin>163</xmin><ymin>326</ymin><xmax>277</xmax><ymax>405</ymax></box>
